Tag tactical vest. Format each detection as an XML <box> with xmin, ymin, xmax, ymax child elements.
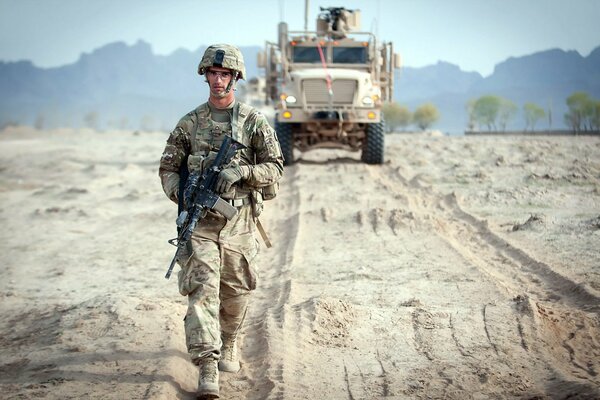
<box><xmin>187</xmin><ymin>101</ymin><xmax>278</xmax><ymax>202</ymax></box>
<box><xmin>189</xmin><ymin>101</ymin><xmax>254</xmax><ymax>160</ymax></box>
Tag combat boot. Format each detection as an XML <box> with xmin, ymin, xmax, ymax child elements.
<box><xmin>197</xmin><ymin>359</ymin><xmax>219</xmax><ymax>399</ymax></box>
<box><xmin>218</xmin><ymin>335</ymin><xmax>240</xmax><ymax>373</ymax></box>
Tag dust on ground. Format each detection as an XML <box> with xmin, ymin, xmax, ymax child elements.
<box><xmin>1</xmin><ymin>128</ymin><xmax>599</xmax><ymax>399</ymax></box>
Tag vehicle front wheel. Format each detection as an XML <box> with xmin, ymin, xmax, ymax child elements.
<box><xmin>275</xmin><ymin>120</ymin><xmax>294</xmax><ymax>166</ymax></box>
<box><xmin>361</xmin><ymin>121</ymin><xmax>385</xmax><ymax>164</ymax></box>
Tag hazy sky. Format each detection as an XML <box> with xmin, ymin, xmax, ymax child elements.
<box><xmin>1</xmin><ymin>0</ymin><xmax>599</xmax><ymax>76</ymax></box>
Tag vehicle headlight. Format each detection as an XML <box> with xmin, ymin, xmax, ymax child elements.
<box><xmin>285</xmin><ymin>95</ymin><xmax>297</xmax><ymax>104</ymax></box>
<box><xmin>362</xmin><ymin>96</ymin><xmax>374</xmax><ymax>105</ymax></box>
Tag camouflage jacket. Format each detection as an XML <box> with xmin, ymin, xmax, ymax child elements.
<box><xmin>159</xmin><ymin>101</ymin><xmax>284</xmax><ymax>203</ymax></box>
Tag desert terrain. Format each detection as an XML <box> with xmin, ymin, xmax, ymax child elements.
<box><xmin>1</xmin><ymin>127</ymin><xmax>599</xmax><ymax>399</ymax></box>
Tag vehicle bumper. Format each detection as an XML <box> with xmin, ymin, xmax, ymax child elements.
<box><xmin>277</xmin><ymin>108</ymin><xmax>381</xmax><ymax>123</ymax></box>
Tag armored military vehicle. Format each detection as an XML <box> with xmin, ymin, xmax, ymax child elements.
<box><xmin>258</xmin><ymin>6</ymin><xmax>400</xmax><ymax>165</ymax></box>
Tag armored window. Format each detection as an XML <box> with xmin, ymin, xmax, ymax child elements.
<box><xmin>332</xmin><ymin>47</ymin><xmax>367</xmax><ymax>64</ymax></box>
<box><xmin>292</xmin><ymin>47</ymin><xmax>321</xmax><ymax>63</ymax></box>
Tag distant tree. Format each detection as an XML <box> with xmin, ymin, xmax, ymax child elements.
<box><xmin>471</xmin><ymin>95</ymin><xmax>502</xmax><ymax>131</ymax></box>
<box><xmin>523</xmin><ymin>103</ymin><xmax>546</xmax><ymax>131</ymax></box>
<box><xmin>469</xmin><ymin>95</ymin><xmax>519</xmax><ymax>132</ymax></box>
<box><xmin>466</xmin><ymin>99</ymin><xmax>477</xmax><ymax>131</ymax></box>
<box><xmin>592</xmin><ymin>101</ymin><xmax>600</xmax><ymax>131</ymax></box>
<box><xmin>84</xmin><ymin>111</ymin><xmax>99</xmax><ymax>130</ymax></box>
<box><xmin>382</xmin><ymin>102</ymin><xmax>412</xmax><ymax>133</ymax></box>
<box><xmin>547</xmin><ymin>99</ymin><xmax>554</xmax><ymax>130</ymax></box>
<box><xmin>413</xmin><ymin>103</ymin><xmax>439</xmax><ymax>130</ymax></box>
<box><xmin>498</xmin><ymin>98</ymin><xmax>518</xmax><ymax>131</ymax></box>
<box><xmin>564</xmin><ymin>92</ymin><xmax>593</xmax><ymax>133</ymax></box>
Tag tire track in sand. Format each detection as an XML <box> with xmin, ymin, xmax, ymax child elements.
<box><xmin>369</xmin><ymin>164</ymin><xmax>600</xmax><ymax>312</ymax></box>
<box><xmin>225</xmin><ymin>155</ymin><xmax>599</xmax><ymax>398</ymax></box>
<box><xmin>220</xmin><ymin>165</ymin><xmax>302</xmax><ymax>399</ymax></box>
<box><xmin>366</xmin><ymin>163</ymin><xmax>600</xmax><ymax>392</ymax></box>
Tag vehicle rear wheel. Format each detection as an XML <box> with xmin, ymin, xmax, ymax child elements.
<box><xmin>275</xmin><ymin>120</ymin><xmax>294</xmax><ymax>166</ymax></box>
<box><xmin>361</xmin><ymin>121</ymin><xmax>385</xmax><ymax>164</ymax></box>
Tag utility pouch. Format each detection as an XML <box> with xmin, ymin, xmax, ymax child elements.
<box><xmin>187</xmin><ymin>155</ymin><xmax>203</xmax><ymax>172</ymax></box>
<box><xmin>250</xmin><ymin>190</ymin><xmax>264</xmax><ymax>219</ymax></box>
<box><xmin>262</xmin><ymin>182</ymin><xmax>279</xmax><ymax>200</ymax></box>
<box><xmin>187</xmin><ymin>151</ymin><xmax>218</xmax><ymax>173</ymax></box>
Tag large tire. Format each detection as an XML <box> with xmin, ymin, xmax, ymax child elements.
<box><xmin>275</xmin><ymin>120</ymin><xmax>294</xmax><ymax>166</ymax></box>
<box><xmin>361</xmin><ymin>121</ymin><xmax>385</xmax><ymax>164</ymax></box>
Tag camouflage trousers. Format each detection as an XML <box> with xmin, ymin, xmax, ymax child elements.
<box><xmin>177</xmin><ymin>205</ymin><xmax>259</xmax><ymax>364</ymax></box>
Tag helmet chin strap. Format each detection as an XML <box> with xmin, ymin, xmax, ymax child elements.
<box><xmin>224</xmin><ymin>71</ymin><xmax>239</xmax><ymax>94</ymax></box>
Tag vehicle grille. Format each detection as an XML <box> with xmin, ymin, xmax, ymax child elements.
<box><xmin>302</xmin><ymin>79</ymin><xmax>357</xmax><ymax>104</ymax></box>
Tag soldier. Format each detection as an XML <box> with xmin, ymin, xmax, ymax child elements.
<box><xmin>158</xmin><ymin>44</ymin><xmax>284</xmax><ymax>399</ymax></box>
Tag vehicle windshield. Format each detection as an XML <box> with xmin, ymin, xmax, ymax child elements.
<box><xmin>292</xmin><ymin>46</ymin><xmax>368</xmax><ymax>64</ymax></box>
<box><xmin>332</xmin><ymin>47</ymin><xmax>367</xmax><ymax>63</ymax></box>
<box><xmin>292</xmin><ymin>47</ymin><xmax>321</xmax><ymax>63</ymax></box>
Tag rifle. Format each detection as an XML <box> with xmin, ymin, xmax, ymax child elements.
<box><xmin>165</xmin><ymin>135</ymin><xmax>245</xmax><ymax>279</ymax></box>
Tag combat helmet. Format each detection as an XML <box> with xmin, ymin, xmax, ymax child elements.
<box><xmin>198</xmin><ymin>44</ymin><xmax>246</xmax><ymax>81</ymax></box>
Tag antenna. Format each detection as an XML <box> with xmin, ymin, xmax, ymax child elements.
<box><xmin>279</xmin><ymin>0</ymin><xmax>284</xmax><ymax>22</ymax></box>
<box><xmin>377</xmin><ymin>0</ymin><xmax>381</xmax><ymax>37</ymax></box>
<box><xmin>304</xmin><ymin>0</ymin><xmax>310</xmax><ymax>31</ymax></box>
<box><xmin>370</xmin><ymin>0</ymin><xmax>381</xmax><ymax>38</ymax></box>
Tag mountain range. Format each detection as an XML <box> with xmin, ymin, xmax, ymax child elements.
<box><xmin>1</xmin><ymin>40</ymin><xmax>599</xmax><ymax>133</ymax></box>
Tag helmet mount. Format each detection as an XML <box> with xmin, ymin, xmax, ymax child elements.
<box><xmin>213</xmin><ymin>50</ymin><xmax>225</xmax><ymax>67</ymax></box>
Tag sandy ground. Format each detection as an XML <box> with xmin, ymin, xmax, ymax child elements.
<box><xmin>1</xmin><ymin>127</ymin><xmax>599</xmax><ymax>399</ymax></box>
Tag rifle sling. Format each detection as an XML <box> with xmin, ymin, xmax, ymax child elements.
<box><xmin>256</xmin><ymin>218</ymin><xmax>272</xmax><ymax>248</ymax></box>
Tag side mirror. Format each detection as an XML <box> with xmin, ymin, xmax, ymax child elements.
<box><xmin>393</xmin><ymin>53</ymin><xmax>402</xmax><ymax>69</ymax></box>
<box><xmin>257</xmin><ymin>51</ymin><xmax>266</xmax><ymax>68</ymax></box>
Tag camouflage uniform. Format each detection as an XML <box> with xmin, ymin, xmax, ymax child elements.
<box><xmin>159</xmin><ymin>101</ymin><xmax>283</xmax><ymax>364</ymax></box>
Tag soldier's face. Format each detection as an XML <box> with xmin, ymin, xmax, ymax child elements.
<box><xmin>206</xmin><ymin>67</ymin><xmax>233</xmax><ymax>98</ymax></box>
